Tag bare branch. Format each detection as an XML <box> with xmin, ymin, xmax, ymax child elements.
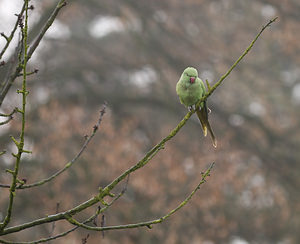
<box><xmin>48</xmin><ymin>202</ymin><xmax>60</xmax><ymax>241</ymax></box>
<box><xmin>94</xmin><ymin>17</ymin><xmax>279</xmax><ymax>196</ymax></box>
<box><xmin>66</xmin><ymin>163</ymin><xmax>214</xmax><ymax>231</ymax></box>
<box><xmin>17</xmin><ymin>68</ymin><xmax>38</xmax><ymax>77</ymax></box>
<box><xmin>0</xmin><ymin>177</ymin><xmax>129</xmax><ymax>243</ymax></box>
<box><xmin>0</xmin><ymin>108</ymin><xmax>18</xmax><ymax>117</ymax></box>
<box><xmin>26</xmin><ymin>0</ymin><xmax>67</xmax><ymax>61</ymax></box>
<box><xmin>0</xmin><ymin>3</ymin><xmax>26</xmax><ymax>60</ymax></box>
<box><xmin>0</xmin><ymin>0</ymin><xmax>67</xmax><ymax>107</ymax></box>
<box><xmin>199</xmin><ymin>17</ymin><xmax>278</xmax><ymax>104</ymax></box>
<box><xmin>0</xmin><ymin>117</ymin><xmax>13</xmax><ymax>126</ymax></box>
<box><xmin>0</xmin><ymin>0</ymin><xmax>30</xmax><ymax>231</ymax></box>
<box><xmin>0</xmin><ymin>108</ymin><xmax>17</xmax><ymax>126</ymax></box>
<box><xmin>0</xmin><ymin>103</ymin><xmax>107</xmax><ymax>189</ymax></box>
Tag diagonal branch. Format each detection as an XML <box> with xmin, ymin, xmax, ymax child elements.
<box><xmin>0</xmin><ymin>175</ymin><xmax>129</xmax><ymax>244</ymax></box>
<box><xmin>0</xmin><ymin>108</ymin><xmax>194</xmax><ymax>236</ymax></box>
<box><xmin>0</xmin><ymin>104</ymin><xmax>107</xmax><ymax>189</ymax></box>
<box><xmin>0</xmin><ymin>3</ymin><xmax>26</xmax><ymax>60</ymax></box>
<box><xmin>0</xmin><ymin>0</ymin><xmax>67</xmax><ymax>107</ymax></box>
<box><xmin>100</xmin><ymin>17</ymin><xmax>279</xmax><ymax>197</ymax></box>
<box><xmin>0</xmin><ymin>117</ymin><xmax>13</xmax><ymax>126</ymax></box>
<box><xmin>20</xmin><ymin>103</ymin><xmax>106</xmax><ymax>189</ymax></box>
<box><xmin>26</xmin><ymin>0</ymin><xmax>67</xmax><ymax>61</ymax></box>
<box><xmin>0</xmin><ymin>108</ymin><xmax>17</xmax><ymax>126</ymax></box>
<box><xmin>199</xmin><ymin>17</ymin><xmax>278</xmax><ymax>104</ymax></box>
<box><xmin>66</xmin><ymin>163</ymin><xmax>214</xmax><ymax>231</ymax></box>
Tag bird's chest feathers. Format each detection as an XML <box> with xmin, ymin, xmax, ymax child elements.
<box><xmin>179</xmin><ymin>82</ymin><xmax>202</xmax><ymax>106</ymax></box>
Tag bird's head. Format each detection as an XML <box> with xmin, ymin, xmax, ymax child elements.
<box><xmin>183</xmin><ymin>67</ymin><xmax>198</xmax><ymax>84</ymax></box>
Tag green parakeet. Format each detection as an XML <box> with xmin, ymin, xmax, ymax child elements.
<box><xmin>176</xmin><ymin>67</ymin><xmax>217</xmax><ymax>148</ymax></box>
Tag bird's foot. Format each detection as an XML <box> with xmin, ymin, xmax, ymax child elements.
<box><xmin>188</xmin><ymin>105</ymin><xmax>196</xmax><ymax>112</ymax></box>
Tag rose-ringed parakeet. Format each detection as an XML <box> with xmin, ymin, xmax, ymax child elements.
<box><xmin>176</xmin><ymin>67</ymin><xmax>217</xmax><ymax>148</ymax></box>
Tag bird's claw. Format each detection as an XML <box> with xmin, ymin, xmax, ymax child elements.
<box><xmin>188</xmin><ymin>105</ymin><xmax>196</xmax><ymax>112</ymax></box>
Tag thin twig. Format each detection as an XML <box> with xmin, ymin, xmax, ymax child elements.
<box><xmin>0</xmin><ymin>108</ymin><xmax>18</xmax><ymax>117</ymax></box>
<box><xmin>27</xmin><ymin>0</ymin><xmax>67</xmax><ymax>61</ymax></box>
<box><xmin>0</xmin><ymin>103</ymin><xmax>107</xmax><ymax>189</ymax></box>
<box><xmin>81</xmin><ymin>234</ymin><xmax>89</xmax><ymax>244</ymax></box>
<box><xmin>48</xmin><ymin>202</ymin><xmax>60</xmax><ymax>242</ymax></box>
<box><xmin>0</xmin><ymin>3</ymin><xmax>26</xmax><ymax>60</ymax></box>
<box><xmin>66</xmin><ymin>163</ymin><xmax>214</xmax><ymax>231</ymax></box>
<box><xmin>0</xmin><ymin>227</ymin><xmax>77</xmax><ymax>244</ymax></box>
<box><xmin>199</xmin><ymin>17</ymin><xmax>278</xmax><ymax>104</ymax></box>
<box><xmin>0</xmin><ymin>176</ymin><xmax>129</xmax><ymax>243</ymax></box>
<box><xmin>19</xmin><ymin>103</ymin><xmax>106</xmax><ymax>188</ymax></box>
<box><xmin>0</xmin><ymin>117</ymin><xmax>13</xmax><ymax>126</ymax></box>
<box><xmin>17</xmin><ymin>68</ymin><xmax>38</xmax><ymax>77</ymax></box>
<box><xmin>0</xmin><ymin>108</ymin><xmax>17</xmax><ymax>126</ymax></box>
<box><xmin>100</xmin><ymin>214</ymin><xmax>105</xmax><ymax>238</ymax></box>
<box><xmin>0</xmin><ymin>0</ymin><xmax>67</xmax><ymax>107</ymax></box>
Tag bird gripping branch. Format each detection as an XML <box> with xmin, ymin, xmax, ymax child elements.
<box><xmin>176</xmin><ymin>67</ymin><xmax>217</xmax><ymax>148</ymax></box>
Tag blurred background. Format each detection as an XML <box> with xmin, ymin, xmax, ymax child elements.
<box><xmin>0</xmin><ymin>0</ymin><xmax>299</xmax><ymax>243</ymax></box>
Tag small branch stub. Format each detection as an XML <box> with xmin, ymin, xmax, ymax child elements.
<box><xmin>205</xmin><ymin>79</ymin><xmax>212</xmax><ymax>91</ymax></box>
<box><xmin>0</xmin><ymin>32</ymin><xmax>9</xmax><ymax>41</ymax></box>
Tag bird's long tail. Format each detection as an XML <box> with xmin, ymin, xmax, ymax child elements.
<box><xmin>196</xmin><ymin>102</ymin><xmax>217</xmax><ymax>148</ymax></box>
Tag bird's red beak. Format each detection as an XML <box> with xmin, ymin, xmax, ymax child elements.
<box><xmin>190</xmin><ymin>77</ymin><xmax>196</xmax><ymax>83</ymax></box>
